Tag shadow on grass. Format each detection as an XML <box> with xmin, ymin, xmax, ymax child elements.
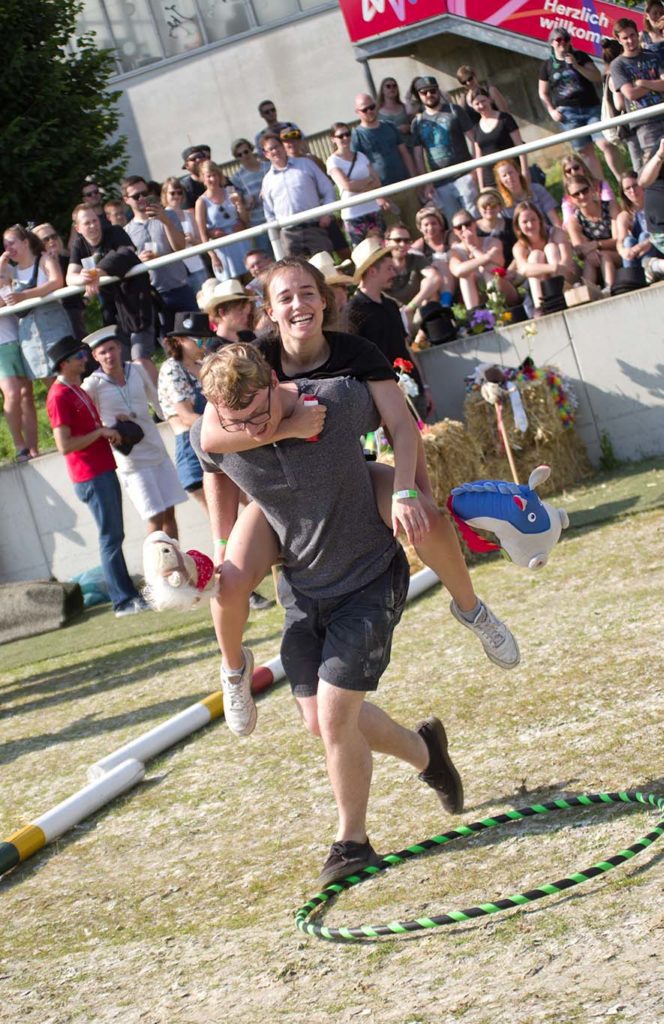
<box><xmin>0</xmin><ymin>624</ymin><xmax>282</xmax><ymax>722</ymax></box>
<box><xmin>300</xmin><ymin>780</ymin><xmax>664</xmax><ymax>944</ymax></box>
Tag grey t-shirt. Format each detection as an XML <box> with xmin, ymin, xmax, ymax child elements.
<box><xmin>190</xmin><ymin>376</ymin><xmax>397</xmax><ymax>599</ymax></box>
<box><xmin>125</xmin><ymin>210</ymin><xmax>188</xmax><ymax>293</ymax></box>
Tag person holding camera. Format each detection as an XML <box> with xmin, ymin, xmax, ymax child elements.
<box><xmin>123</xmin><ymin>175</ymin><xmax>197</xmax><ymax>339</ymax></box>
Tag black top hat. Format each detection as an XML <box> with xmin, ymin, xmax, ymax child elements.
<box><xmin>610</xmin><ymin>266</ymin><xmax>647</xmax><ymax>295</ymax></box>
<box><xmin>419</xmin><ymin>301</ymin><xmax>458</xmax><ymax>345</ymax></box>
<box><xmin>47</xmin><ymin>335</ymin><xmax>82</xmax><ymax>373</ymax></box>
<box><xmin>166</xmin><ymin>311</ymin><xmax>216</xmax><ymax>339</ymax></box>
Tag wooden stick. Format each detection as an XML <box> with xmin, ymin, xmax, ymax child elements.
<box><xmin>495</xmin><ymin>401</ymin><xmax>520</xmax><ymax>485</ymax></box>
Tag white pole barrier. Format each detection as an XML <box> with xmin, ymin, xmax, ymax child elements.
<box><xmin>1</xmin><ymin>571</ymin><xmax>439</xmax><ymax>878</ymax></box>
<box><xmin>87</xmin><ymin>652</ymin><xmax>285</xmax><ymax>780</ymax></box>
<box><xmin>0</xmin><ymin>759</ymin><xmax>144</xmax><ymax>877</ymax></box>
<box><xmin>2</xmin><ymin>101</ymin><xmax>662</xmax><ymax>320</ymax></box>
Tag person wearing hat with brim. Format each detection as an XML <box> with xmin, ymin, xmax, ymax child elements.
<box><xmin>347</xmin><ymin>237</ymin><xmax>430</xmax><ymax>419</ymax></box>
<box><xmin>197</xmin><ymin>278</ymin><xmax>256</xmax><ymax>351</ymax></box>
<box><xmin>45</xmin><ymin>335</ymin><xmax>146</xmax><ymax>617</ymax></box>
<box><xmin>180</xmin><ymin>145</ymin><xmax>211</xmax><ymax>209</ymax></box>
<box><xmin>81</xmin><ymin>325</ymin><xmax>187</xmax><ymax>539</ymax></box>
<box><xmin>308</xmin><ymin>251</ymin><xmax>355</xmax><ymax>324</ymax></box>
<box><xmin>538</xmin><ymin>27</ymin><xmax>622</xmax><ymax>183</ymax></box>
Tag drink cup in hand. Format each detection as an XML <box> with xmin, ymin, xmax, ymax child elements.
<box><xmin>303</xmin><ymin>394</ymin><xmax>320</xmax><ymax>442</ymax></box>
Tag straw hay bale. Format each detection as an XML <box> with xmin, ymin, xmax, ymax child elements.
<box><xmin>464</xmin><ymin>379</ymin><xmax>592</xmax><ymax>495</ymax></box>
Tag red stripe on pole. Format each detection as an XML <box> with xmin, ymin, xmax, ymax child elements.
<box><xmin>251</xmin><ymin>666</ymin><xmax>275</xmax><ymax>694</ymax></box>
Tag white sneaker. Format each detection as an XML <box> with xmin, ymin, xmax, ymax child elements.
<box><xmin>220</xmin><ymin>645</ymin><xmax>257</xmax><ymax>736</ymax></box>
<box><xmin>450</xmin><ymin>600</ymin><xmax>520</xmax><ymax>670</ymax></box>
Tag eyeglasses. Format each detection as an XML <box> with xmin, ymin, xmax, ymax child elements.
<box><xmin>83</xmin><ymin>188</ymin><xmax>100</xmax><ymax>197</ymax></box>
<box><xmin>419</xmin><ymin>87</ymin><xmax>439</xmax><ymax>95</ymax></box>
<box><xmin>552</xmin><ymin>37</ymin><xmax>567</xmax><ymax>44</ymax></box>
<box><xmin>216</xmin><ymin>388</ymin><xmax>271</xmax><ymax>432</ymax></box>
<box><xmin>359</xmin><ymin>103</ymin><xmax>376</xmax><ymax>112</ymax></box>
<box><xmin>334</xmin><ymin>131</ymin><xmax>351</xmax><ymax>140</ymax></box>
<box><xmin>453</xmin><ymin>220</ymin><xmax>474</xmax><ymax>230</ymax></box>
<box><xmin>479</xmin><ymin>201</ymin><xmax>500</xmax><ymax>209</ymax></box>
<box><xmin>261</xmin><ymin>107</ymin><xmax>276</xmax><ymax>115</ymax></box>
<box><xmin>66</xmin><ymin>350</ymin><xmax>88</xmax><ymax>362</ymax></box>
<box><xmin>564</xmin><ymin>164</ymin><xmax>582</xmax><ymax>174</ymax></box>
<box><xmin>388</xmin><ymin>236</ymin><xmax>410</xmax><ymax>244</ymax></box>
<box><xmin>167</xmin><ymin>188</ymin><xmax>184</xmax><ymax>195</ymax></box>
<box><xmin>187</xmin><ymin>153</ymin><xmax>206</xmax><ymax>162</ymax></box>
<box><xmin>39</xmin><ymin>232</ymin><xmax>59</xmax><ymax>242</ymax></box>
<box><xmin>460</xmin><ymin>76</ymin><xmax>474</xmax><ymax>85</ymax></box>
<box><xmin>280</xmin><ymin>130</ymin><xmax>302</xmax><ymax>141</ymax></box>
<box><xmin>569</xmin><ymin>187</ymin><xmax>590</xmax><ymax>198</ymax></box>
<box><xmin>127</xmin><ymin>190</ymin><xmax>149</xmax><ymax>201</ymax></box>
<box><xmin>235</xmin><ymin>149</ymin><xmax>252</xmax><ymax>157</ymax></box>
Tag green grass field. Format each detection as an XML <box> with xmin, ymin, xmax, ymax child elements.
<box><xmin>1</xmin><ymin>459</ymin><xmax>662</xmax><ymax>1024</ymax></box>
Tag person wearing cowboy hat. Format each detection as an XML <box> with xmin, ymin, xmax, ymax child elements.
<box><xmin>308</xmin><ymin>251</ymin><xmax>355</xmax><ymax>325</ymax></box>
<box><xmin>197</xmin><ymin>278</ymin><xmax>256</xmax><ymax>351</ymax></box>
<box><xmin>347</xmin><ymin>238</ymin><xmax>430</xmax><ymax>418</ymax></box>
<box><xmin>45</xmin><ymin>335</ymin><xmax>145</xmax><ymax>617</ymax></box>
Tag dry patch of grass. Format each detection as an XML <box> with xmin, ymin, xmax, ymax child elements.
<box><xmin>1</xmin><ymin>493</ymin><xmax>663</xmax><ymax>1024</ymax></box>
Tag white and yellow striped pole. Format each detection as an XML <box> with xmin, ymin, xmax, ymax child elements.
<box><xmin>0</xmin><ymin>759</ymin><xmax>144</xmax><ymax>877</ymax></box>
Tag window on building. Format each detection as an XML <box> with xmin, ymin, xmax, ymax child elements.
<box><xmin>75</xmin><ymin>0</ymin><xmax>334</xmax><ymax>76</ymax></box>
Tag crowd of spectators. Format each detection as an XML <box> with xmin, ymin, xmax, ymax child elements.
<box><xmin>2</xmin><ymin>13</ymin><xmax>664</xmax><ymax>478</ymax></box>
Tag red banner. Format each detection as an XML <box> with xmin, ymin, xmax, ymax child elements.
<box><xmin>338</xmin><ymin>1</ymin><xmax>643</xmax><ymax>57</ymax></box>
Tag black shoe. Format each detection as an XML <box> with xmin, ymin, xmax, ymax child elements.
<box><xmin>249</xmin><ymin>591</ymin><xmax>272</xmax><ymax>611</ymax></box>
<box><xmin>317</xmin><ymin>839</ymin><xmax>382</xmax><ymax>888</ymax></box>
<box><xmin>416</xmin><ymin>716</ymin><xmax>464</xmax><ymax>814</ymax></box>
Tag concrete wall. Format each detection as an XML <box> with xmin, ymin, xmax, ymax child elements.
<box><xmin>416</xmin><ymin>282</ymin><xmax>664</xmax><ymax>467</ymax></box>
<box><xmin>2</xmin><ymin>285</ymin><xmax>662</xmax><ymax>586</ymax></box>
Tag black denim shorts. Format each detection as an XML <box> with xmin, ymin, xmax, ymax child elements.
<box><xmin>279</xmin><ymin>548</ymin><xmax>410</xmax><ymax>698</ymax></box>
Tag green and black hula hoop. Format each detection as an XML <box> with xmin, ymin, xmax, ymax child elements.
<box><xmin>295</xmin><ymin>790</ymin><xmax>664</xmax><ymax>942</ymax></box>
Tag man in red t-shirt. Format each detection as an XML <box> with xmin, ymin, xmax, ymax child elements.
<box><xmin>45</xmin><ymin>335</ymin><xmax>145</xmax><ymax>617</ymax></box>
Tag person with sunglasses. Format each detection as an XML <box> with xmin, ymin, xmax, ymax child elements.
<box><xmin>123</xmin><ymin>174</ymin><xmax>196</xmax><ymax>340</ymax></box>
<box><xmin>230</xmin><ymin>138</ymin><xmax>271</xmax><ymax>255</ymax></box>
<box><xmin>179</xmin><ymin>145</ymin><xmax>211</xmax><ymax>210</ymax></box>
<box><xmin>351</xmin><ymin>92</ymin><xmax>416</xmax><ymax>189</ymax></box>
<box><xmin>615</xmin><ymin>172</ymin><xmax>656</xmax><ymax>267</ymax></box>
<box><xmin>565</xmin><ymin>175</ymin><xmax>621</xmax><ymax>292</ymax></box>
<box><xmin>377</xmin><ymin>77</ymin><xmax>415</xmax><ymax>150</ymax></box>
<box><xmin>559</xmin><ymin>154</ymin><xmax>616</xmax><ymax>225</ymax></box>
<box><xmin>45</xmin><ymin>334</ymin><xmax>145</xmax><ymax>617</ymax></box>
<box><xmin>326</xmin><ymin>121</ymin><xmax>387</xmax><ymax>247</ymax></box>
<box><xmin>161</xmin><ymin>175</ymin><xmax>207</xmax><ymax>294</ymax></box>
<box><xmin>455</xmin><ymin>65</ymin><xmax>509</xmax><ymax>125</ymax></box>
<box><xmin>448</xmin><ymin>210</ymin><xmax>519</xmax><ymax>312</ymax></box>
<box><xmin>254</xmin><ymin>99</ymin><xmax>300</xmax><ymax>155</ymax></box>
<box><xmin>34</xmin><ymin>223</ymin><xmax>87</xmax><ymax>343</ymax></box>
<box><xmin>411</xmin><ymin>76</ymin><xmax>478</xmax><ymax>222</ymax></box>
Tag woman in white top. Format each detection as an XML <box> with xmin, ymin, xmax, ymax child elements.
<box><xmin>1</xmin><ymin>223</ymin><xmax>70</xmax><ymax>383</ymax></box>
<box><xmin>161</xmin><ymin>177</ymin><xmax>208</xmax><ymax>294</ymax></box>
<box><xmin>326</xmin><ymin>122</ymin><xmax>389</xmax><ymax>246</ymax></box>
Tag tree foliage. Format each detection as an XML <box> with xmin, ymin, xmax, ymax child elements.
<box><xmin>0</xmin><ymin>0</ymin><xmax>127</xmax><ymax>233</ymax></box>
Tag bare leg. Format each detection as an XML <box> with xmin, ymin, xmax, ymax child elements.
<box><xmin>369</xmin><ymin>462</ymin><xmax>477</xmax><ymax>611</ymax></box>
<box><xmin>596</xmin><ymin>138</ymin><xmax>624</xmax><ymax>182</ymax></box>
<box><xmin>20</xmin><ymin>378</ymin><xmax>39</xmax><ymax>455</ymax></box>
<box><xmin>190</xmin><ymin>487</ymin><xmax>208</xmax><ymax>513</ymax></box>
<box><xmin>527</xmin><ymin>250</ymin><xmax>547</xmax><ymax>310</ymax></box>
<box><xmin>0</xmin><ymin>376</ymin><xmax>28</xmax><ymax>450</ymax></box>
<box><xmin>303</xmin><ymin>682</ymin><xmax>429</xmax><ymax>843</ymax></box>
<box><xmin>161</xmin><ymin>506</ymin><xmax>178</xmax><ymax>539</ymax></box>
<box><xmin>212</xmin><ymin>502</ymin><xmax>279</xmax><ymax>669</ymax></box>
<box><xmin>457</xmin><ymin>272</ymin><xmax>481</xmax><ymax>309</ymax></box>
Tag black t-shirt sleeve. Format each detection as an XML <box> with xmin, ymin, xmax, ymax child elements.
<box><xmin>503</xmin><ymin>112</ymin><xmax>518</xmax><ymax>134</ymax></box>
<box><xmin>453</xmin><ymin>103</ymin><xmax>473</xmax><ymax>134</ymax></box>
<box><xmin>68</xmin><ymin>235</ymin><xmax>89</xmax><ymax>266</ymax></box>
<box><xmin>539</xmin><ymin>58</ymin><xmax>552</xmax><ymax>83</ymax></box>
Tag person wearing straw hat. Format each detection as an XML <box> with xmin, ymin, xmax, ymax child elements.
<box><xmin>197</xmin><ymin>278</ymin><xmax>256</xmax><ymax>351</ymax></box>
<box><xmin>45</xmin><ymin>335</ymin><xmax>145</xmax><ymax>618</ymax></box>
<box><xmin>347</xmin><ymin>237</ymin><xmax>429</xmax><ymax>418</ymax></box>
<box><xmin>308</xmin><ymin>251</ymin><xmax>355</xmax><ymax>324</ymax></box>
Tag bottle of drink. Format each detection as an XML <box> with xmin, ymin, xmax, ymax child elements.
<box><xmin>302</xmin><ymin>394</ymin><xmax>320</xmax><ymax>442</ymax></box>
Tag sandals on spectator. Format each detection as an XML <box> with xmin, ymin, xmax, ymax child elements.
<box><xmin>15</xmin><ymin>449</ymin><xmax>31</xmax><ymax>464</ymax></box>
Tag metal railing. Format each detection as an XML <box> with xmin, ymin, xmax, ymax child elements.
<box><xmin>1</xmin><ymin>102</ymin><xmax>662</xmax><ymax>320</ymax></box>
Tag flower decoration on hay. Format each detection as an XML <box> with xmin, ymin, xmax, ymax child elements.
<box><xmin>512</xmin><ymin>357</ymin><xmax>578</xmax><ymax>429</ymax></box>
<box><xmin>393</xmin><ymin>358</ymin><xmax>424</xmax><ymax>429</ymax></box>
